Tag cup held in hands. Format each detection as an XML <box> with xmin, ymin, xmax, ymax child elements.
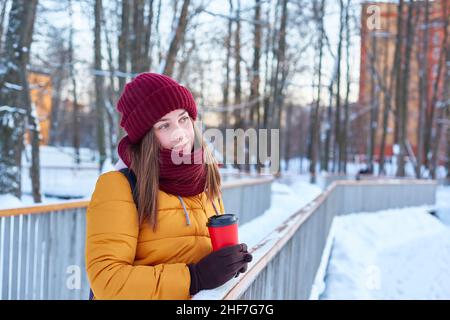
<box><xmin>207</xmin><ymin>214</ymin><xmax>239</xmax><ymax>251</ymax></box>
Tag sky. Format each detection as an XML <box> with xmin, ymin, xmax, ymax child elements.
<box><xmin>28</xmin><ymin>0</ymin><xmax>371</xmax><ymax>111</ymax></box>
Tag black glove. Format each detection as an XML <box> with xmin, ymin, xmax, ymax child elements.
<box><xmin>188</xmin><ymin>243</ymin><xmax>253</xmax><ymax>295</ymax></box>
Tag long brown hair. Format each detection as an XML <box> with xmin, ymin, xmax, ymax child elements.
<box><xmin>127</xmin><ymin>119</ymin><xmax>222</xmax><ymax>231</ymax></box>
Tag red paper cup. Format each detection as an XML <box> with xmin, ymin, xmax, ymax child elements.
<box><xmin>207</xmin><ymin>214</ymin><xmax>239</xmax><ymax>251</ymax></box>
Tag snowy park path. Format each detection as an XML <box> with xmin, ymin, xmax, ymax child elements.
<box><xmin>317</xmin><ymin>186</ymin><xmax>450</xmax><ymax>299</ymax></box>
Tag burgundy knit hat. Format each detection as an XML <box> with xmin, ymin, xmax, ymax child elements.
<box><xmin>117</xmin><ymin>73</ymin><xmax>198</xmax><ymax>167</ymax></box>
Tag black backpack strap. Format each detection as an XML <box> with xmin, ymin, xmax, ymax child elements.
<box><xmin>119</xmin><ymin>167</ymin><xmax>137</xmax><ymax>195</ymax></box>
<box><xmin>88</xmin><ymin>168</ymin><xmax>138</xmax><ymax>300</ymax></box>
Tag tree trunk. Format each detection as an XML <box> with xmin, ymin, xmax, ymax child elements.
<box><xmin>322</xmin><ymin>78</ymin><xmax>334</xmax><ymax>172</ymax></box>
<box><xmin>309</xmin><ymin>0</ymin><xmax>325</xmax><ymax>183</ymax></box>
<box><xmin>368</xmin><ymin>33</ymin><xmax>378</xmax><ymax>173</ymax></box>
<box><xmin>333</xmin><ymin>0</ymin><xmax>344</xmax><ymax>173</ymax></box>
<box><xmin>262</xmin><ymin>1</ymin><xmax>273</xmax><ymax>131</ymax></box>
<box><xmin>233</xmin><ymin>0</ymin><xmax>243</xmax><ymax>170</ymax></box>
<box><xmin>429</xmin><ymin>0</ymin><xmax>449</xmax><ymax>178</ymax></box>
<box><xmin>49</xmin><ymin>35</ymin><xmax>67</xmax><ymax>146</ymax></box>
<box><xmin>233</xmin><ymin>0</ymin><xmax>242</xmax><ymax>128</ymax></box>
<box><xmin>393</xmin><ymin>0</ymin><xmax>405</xmax><ymax>176</ymax></box>
<box><xmin>163</xmin><ymin>0</ymin><xmax>190</xmax><ymax>77</ymax></box>
<box><xmin>222</xmin><ymin>0</ymin><xmax>233</xmax><ymax>129</ymax></box>
<box><xmin>131</xmin><ymin>0</ymin><xmax>145</xmax><ymax>74</ymax></box>
<box><xmin>155</xmin><ymin>0</ymin><xmax>163</xmax><ymax>66</ymax></box>
<box><xmin>95</xmin><ymin>0</ymin><xmax>107</xmax><ymax>171</ymax></box>
<box><xmin>117</xmin><ymin>0</ymin><xmax>130</xmax><ymax>144</ymax></box>
<box><xmin>0</xmin><ymin>0</ymin><xmax>38</xmax><ymax>198</ymax></box>
<box><xmin>341</xmin><ymin>0</ymin><xmax>351</xmax><ymax>174</ymax></box>
<box><xmin>269</xmin><ymin>0</ymin><xmax>288</xmax><ymax>176</ymax></box>
<box><xmin>0</xmin><ymin>0</ymin><xmax>8</xmax><ymax>54</ymax></box>
<box><xmin>143</xmin><ymin>0</ymin><xmax>154</xmax><ymax>70</ymax></box>
<box><xmin>379</xmin><ymin>3</ymin><xmax>399</xmax><ymax>176</ymax></box>
<box><xmin>260</xmin><ymin>1</ymin><xmax>272</xmax><ymax>173</ymax></box>
<box><xmin>396</xmin><ymin>1</ymin><xmax>414</xmax><ymax>177</ymax></box>
<box><xmin>68</xmin><ymin>0</ymin><xmax>81</xmax><ymax>164</ymax></box>
<box><xmin>250</xmin><ymin>0</ymin><xmax>262</xmax><ymax>130</ymax></box>
<box><xmin>416</xmin><ymin>0</ymin><xmax>430</xmax><ymax>178</ymax></box>
<box><xmin>249</xmin><ymin>0</ymin><xmax>262</xmax><ymax>172</ymax></box>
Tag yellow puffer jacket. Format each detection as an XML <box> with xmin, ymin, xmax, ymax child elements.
<box><xmin>85</xmin><ymin>170</ymin><xmax>225</xmax><ymax>300</ymax></box>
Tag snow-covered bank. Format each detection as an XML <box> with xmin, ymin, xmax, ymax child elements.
<box><xmin>239</xmin><ymin>178</ymin><xmax>322</xmax><ymax>250</ymax></box>
<box><xmin>317</xmin><ymin>207</ymin><xmax>450</xmax><ymax>299</ymax></box>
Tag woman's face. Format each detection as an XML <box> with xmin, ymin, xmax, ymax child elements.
<box><xmin>153</xmin><ymin>108</ymin><xmax>194</xmax><ymax>154</ymax></box>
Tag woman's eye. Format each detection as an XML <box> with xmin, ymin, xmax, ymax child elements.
<box><xmin>158</xmin><ymin>123</ymin><xmax>169</xmax><ymax>130</ymax></box>
<box><xmin>180</xmin><ymin>116</ymin><xmax>189</xmax><ymax>123</ymax></box>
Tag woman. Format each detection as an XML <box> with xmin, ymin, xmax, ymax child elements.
<box><xmin>85</xmin><ymin>73</ymin><xmax>252</xmax><ymax>300</ymax></box>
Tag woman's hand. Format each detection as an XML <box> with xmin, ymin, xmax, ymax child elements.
<box><xmin>188</xmin><ymin>243</ymin><xmax>253</xmax><ymax>295</ymax></box>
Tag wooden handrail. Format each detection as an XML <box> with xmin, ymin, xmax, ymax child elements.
<box><xmin>0</xmin><ymin>199</ymin><xmax>90</xmax><ymax>218</ymax></box>
<box><xmin>0</xmin><ymin>175</ymin><xmax>275</xmax><ymax>218</ymax></box>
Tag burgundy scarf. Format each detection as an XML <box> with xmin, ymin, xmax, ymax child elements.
<box><xmin>158</xmin><ymin>146</ymin><xmax>207</xmax><ymax>196</ymax></box>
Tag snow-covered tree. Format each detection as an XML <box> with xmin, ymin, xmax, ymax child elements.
<box><xmin>0</xmin><ymin>0</ymin><xmax>38</xmax><ymax>198</ymax></box>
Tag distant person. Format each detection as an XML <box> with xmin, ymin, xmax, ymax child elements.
<box><xmin>356</xmin><ymin>164</ymin><xmax>373</xmax><ymax>180</ymax></box>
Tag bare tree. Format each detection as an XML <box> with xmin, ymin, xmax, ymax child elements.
<box><xmin>429</xmin><ymin>0</ymin><xmax>449</xmax><ymax>178</ymax></box>
<box><xmin>48</xmin><ymin>27</ymin><xmax>69</xmax><ymax>146</ymax></box>
<box><xmin>272</xmin><ymin>0</ymin><xmax>288</xmax><ymax>132</ymax></box>
<box><xmin>221</xmin><ymin>0</ymin><xmax>233</xmax><ymax>128</ymax></box>
<box><xmin>396</xmin><ymin>1</ymin><xmax>415</xmax><ymax>177</ymax></box>
<box><xmin>130</xmin><ymin>0</ymin><xmax>153</xmax><ymax>74</ymax></box>
<box><xmin>233</xmin><ymin>0</ymin><xmax>242</xmax><ymax>170</ymax></box>
<box><xmin>94</xmin><ymin>0</ymin><xmax>106</xmax><ymax>171</ymax></box>
<box><xmin>379</xmin><ymin>4</ymin><xmax>397</xmax><ymax>176</ymax></box>
<box><xmin>233</xmin><ymin>0</ymin><xmax>242</xmax><ymax>127</ymax></box>
<box><xmin>162</xmin><ymin>0</ymin><xmax>190</xmax><ymax>76</ymax></box>
<box><xmin>266</xmin><ymin>0</ymin><xmax>288</xmax><ymax>176</ymax></box>
<box><xmin>367</xmin><ymin>32</ymin><xmax>378</xmax><ymax>173</ymax></box>
<box><xmin>341</xmin><ymin>0</ymin><xmax>351</xmax><ymax>173</ymax></box>
<box><xmin>67</xmin><ymin>0</ymin><xmax>81</xmax><ymax>164</ymax></box>
<box><xmin>102</xmin><ymin>1</ymin><xmax>119</xmax><ymax>163</ymax></box>
<box><xmin>0</xmin><ymin>0</ymin><xmax>39</xmax><ymax>198</ymax></box>
<box><xmin>117</xmin><ymin>0</ymin><xmax>130</xmax><ymax>143</ymax></box>
<box><xmin>0</xmin><ymin>0</ymin><xmax>9</xmax><ymax>54</ymax></box>
<box><xmin>309</xmin><ymin>0</ymin><xmax>325</xmax><ymax>183</ymax></box>
<box><xmin>416</xmin><ymin>0</ymin><xmax>430</xmax><ymax>178</ymax></box>
<box><xmin>249</xmin><ymin>0</ymin><xmax>262</xmax><ymax>130</ymax></box>
<box><xmin>262</xmin><ymin>0</ymin><xmax>274</xmax><ymax>131</ymax></box>
<box><xmin>260</xmin><ymin>0</ymin><xmax>273</xmax><ymax>173</ymax></box>
<box><xmin>333</xmin><ymin>0</ymin><xmax>344</xmax><ymax>173</ymax></box>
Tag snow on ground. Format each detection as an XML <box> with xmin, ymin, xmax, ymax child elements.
<box><xmin>0</xmin><ymin>194</ymin><xmax>24</xmax><ymax>208</ymax></box>
<box><xmin>20</xmin><ymin>145</ymin><xmax>101</xmax><ymax>199</ymax></box>
<box><xmin>23</xmin><ymin>145</ymin><xmax>99</xmax><ymax>167</ymax></box>
<box><xmin>317</xmin><ymin>207</ymin><xmax>450</xmax><ymax>300</ymax></box>
<box><xmin>238</xmin><ymin>178</ymin><xmax>322</xmax><ymax>250</ymax></box>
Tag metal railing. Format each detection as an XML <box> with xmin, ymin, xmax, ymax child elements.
<box><xmin>0</xmin><ymin>174</ymin><xmax>273</xmax><ymax>300</ymax></box>
<box><xmin>206</xmin><ymin>179</ymin><xmax>437</xmax><ymax>300</ymax></box>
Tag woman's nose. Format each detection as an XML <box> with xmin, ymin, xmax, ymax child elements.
<box><xmin>171</xmin><ymin>128</ymin><xmax>186</xmax><ymax>143</ymax></box>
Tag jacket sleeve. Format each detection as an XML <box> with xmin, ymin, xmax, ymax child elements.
<box><xmin>85</xmin><ymin>171</ymin><xmax>191</xmax><ymax>300</ymax></box>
